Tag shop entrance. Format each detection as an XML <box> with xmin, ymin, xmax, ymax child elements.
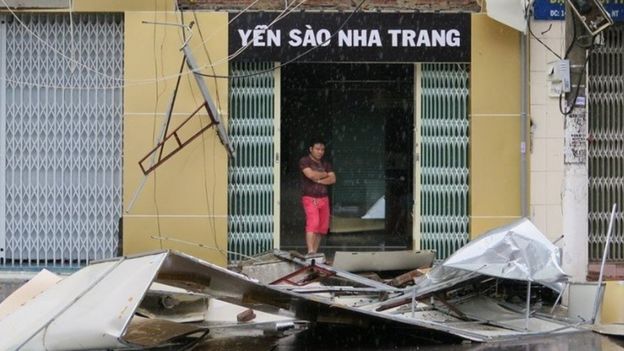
<box><xmin>280</xmin><ymin>63</ymin><xmax>414</xmax><ymax>253</ymax></box>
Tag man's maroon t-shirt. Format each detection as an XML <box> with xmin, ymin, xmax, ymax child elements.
<box><xmin>299</xmin><ymin>156</ymin><xmax>333</xmax><ymax>198</ymax></box>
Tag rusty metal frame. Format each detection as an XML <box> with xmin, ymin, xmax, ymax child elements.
<box><xmin>269</xmin><ymin>264</ymin><xmax>336</xmax><ymax>286</ymax></box>
<box><xmin>138</xmin><ymin>103</ymin><xmax>213</xmax><ymax>175</ymax></box>
<box><xmin>136</xmin><ymin>26</ymin><xmax>234</xmax><ymax>176</ymax></box>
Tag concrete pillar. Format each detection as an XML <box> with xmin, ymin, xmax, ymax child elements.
<box><xmin>561</xmin><ymin>3</ymin><xmax>589</xmax><ymax>283</ymax></box>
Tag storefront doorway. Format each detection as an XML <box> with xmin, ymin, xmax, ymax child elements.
<box><xmin>280</xmin><ymin>63</ymin><xmax>414</xmax><ymax>253</ymax></box>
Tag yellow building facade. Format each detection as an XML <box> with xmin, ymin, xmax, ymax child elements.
<box><xmin>3</xmin><ymin>2</ymin><xmax>524</xmax><ymax>266</ymax></box>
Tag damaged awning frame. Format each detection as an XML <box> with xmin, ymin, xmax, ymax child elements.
<box><xmin>0</xmin><ymin>218</ymin><xmax>593</xmax><ymax>349</ymax></box>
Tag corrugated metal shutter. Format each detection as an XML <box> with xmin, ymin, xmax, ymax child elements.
<box><xmin>0</xmin><ymin>13</ymin><xmax>123</xmax><ymax>268</ymax></box>
<box><xmin>420</xmin><ymin>63</ymin><xmax>470</xmax><ymax>260</ymax></box>
<box><xmin>228</xmin><ymin>62</ymin><xmax>276</xmax><ymax>261</ymax></box>
<box><xmin>588</xmin><ymin>25</ymin><xmax>624</xmax><ymax>262</ymax></box>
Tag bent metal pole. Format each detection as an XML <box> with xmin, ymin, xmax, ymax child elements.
<box><xmin>591</xmin><ymin>203</ymin><xmax>617</xmax><ymax>324</ymax></box>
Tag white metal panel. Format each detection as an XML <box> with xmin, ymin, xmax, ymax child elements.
<box><xmin>0</xmin><ymin>269</ymin><xmax>61</xmax><ymax>320</ymax></box>
<box><xmin>0</xmin><ymin>253</ymin><xmax>167</xmax><ymax>351</ymax></box>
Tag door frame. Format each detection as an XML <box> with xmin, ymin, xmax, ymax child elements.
<box><xmin>413</xmin><ymin>63</ymin><xmax>422</xmax><ymax>251</ymax></box>
<box><xmin>273</xmin><ymin>63</ymin><xmax>281</xmax><ymax>249</ymax></box>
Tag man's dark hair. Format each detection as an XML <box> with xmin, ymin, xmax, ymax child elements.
<box><xmin>308</xmin><ymin>139</ymin><xmax>326</xmax><ymax>148</ymax></box>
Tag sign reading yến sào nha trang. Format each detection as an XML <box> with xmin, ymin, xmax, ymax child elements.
<box><xmin>228</xmin><ymin>12</ymin><xmax>470</xmax><ymax>63</ymax></box>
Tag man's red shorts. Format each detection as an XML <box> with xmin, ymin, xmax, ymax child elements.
<box><xmin>302</xmin><ymin>196</ymin><xmax>330</xmax><ymax>234</ymax></box>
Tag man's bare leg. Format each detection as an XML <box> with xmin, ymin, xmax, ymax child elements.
<box><xmin>313</xmin><ymin>233</ymin><xmax>322</xmax><ymax>253</ymax></box>
<box><xmin>306</xmin><ymin>233</ymin><xmax>321</xmax><ymax>254</ymax></box>
<box><xmin>306</xmin><ymin>232</ymin><xmax>316</xmax><ymax>254</ymax></box>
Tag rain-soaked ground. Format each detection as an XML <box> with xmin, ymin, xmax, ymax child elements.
<box><xmin>193</xmin><ymin>326</ymin><xmax>624</xmax><ymax>351</ymax></box>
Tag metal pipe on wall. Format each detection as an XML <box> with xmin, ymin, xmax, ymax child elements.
<box><xmin>521</xmin><ymin>32</ymin><xmax>529</xmax><ymax>218</ymax></box>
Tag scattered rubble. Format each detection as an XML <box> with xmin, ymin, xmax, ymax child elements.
<box><xmin>0</xmin><ymin>218</ymin><xmax>608</xmax><ymax>350</ymax></box>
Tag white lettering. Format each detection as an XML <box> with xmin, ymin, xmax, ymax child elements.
<box><xmin>431</xmin><ymin>30</ymin><xmax>446</xmax><ymax>46</ymax></box>
<box><xmin>238</xmin><ymin>29</ymin><xmax>253</xmax><ymax>46</ymax></box>
<box><xmin>388</xmin><ymin>29</ymin><xmax>401</xmax><ymax>47</ymax></box>
<box><xmin>338</xmin><ymin>30</ymin><xmax>382</xmax><ymax>47</ymax></box>
<box><xmin>402</xmin><ymin>30</ymin><xmax>416</xmax><ymax>47</ymax></box>
<box><xmin>267</xmin><ymin>29</ymin><xmax>281</xmax><ymax>47</ymax></box>
<box><xmin>447</xmin><ymin>29</ymin><xmax>461</xmax><ymax>47</ymax></box>
<box><xmin>416</xmin><ymin>30</ymin><xmax>431</xmax><ymax>46</ymax></box>
<box><xmin>338</xmin><ymin>30</ymin><xmax>351</xmax><ymax>47</ymax></box>
<box><xmin>317</xmin><ymin>29</ymin><xmax>331</xmax><ymax>46</ymax></box>
<box><xmin>302</xmin><ymin>25</ymin><xmax>317</xmax><ymax>46</ymax></box>
<box><xmin>252</xmin><ymin>25</ymin><xmax>267</xmax><ymax>47</ymax></box>
<box><xmin>369</xmin><ymin>30</ymin><xmax>382</xmax><ymax>47</ymax></box>
<box><xmin>353</xmin><ymin>30</ymin><xmax>367</xmax><ymax>46</ymax></box>
<box><xmin>289</xmin><ymin>29</ymin><xmax>302</xmax><ymax>46</ymax></box>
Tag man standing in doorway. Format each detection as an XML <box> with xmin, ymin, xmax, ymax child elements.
<box><xmin>299</xmin><ymin>140</ymin><xmax>336</xmax><ymax>255</ymax></box>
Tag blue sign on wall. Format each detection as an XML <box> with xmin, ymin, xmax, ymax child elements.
<box><xmin>533</xmin><ymin>0</ymin><xmax>624</xmax><ymax>22</ymax></box>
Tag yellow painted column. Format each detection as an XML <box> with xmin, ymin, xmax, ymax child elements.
<box><xmin>123</xmin><ymin>12</ymin><xmax>230</xmax><ymax>266</ymax></box>
<box><xmin>470</xmin><ymin>14</ymin><xmax>524</xmax><ymax>238</ymax></box>
<box><xmin>601</xmin><ymin>281</ymin><xmax>624</xmax><ymax>323</ymax></box>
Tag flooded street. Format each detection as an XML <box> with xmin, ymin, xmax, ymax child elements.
<box><xmin>195</xmin><ymin>327</ymin><xmax>624</xmax><ymax>351</ymax></box>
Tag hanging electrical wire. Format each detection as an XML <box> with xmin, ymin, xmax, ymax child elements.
<box><xmin>174</xmin><ymin>6</ymin><xmax>226</xmax><ymax>260</ymax></box>
<box><xmin>188</xmin><ymin>0</ymin><xmax>262</xmax><ymax>52</ymax></box>
<box><xmin>197</xmin><ymin>0</ymin><xmax>368</xmax><ymax>80</ymax></box>
<box><xmin>559</xmin><ymin>15</ymin><xmax>598</xmax><ymax>116</ymax></box>
<box><xmin>0</xmin><ymin>0</ymin><xmax>302</xmax><ymax>89</ymax></box>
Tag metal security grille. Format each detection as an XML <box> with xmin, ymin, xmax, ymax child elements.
<box><xmin>420</xmin><ymin>63</ymin><xmax>470</xmax><ymax>260</ymax></box>
<box><xmin>228</xmin><ymin>62</ymin><xmax>275</xmax><ymax>262</ymax></box>
<box><xmin>588</xmin><ymin>25</ymin><xmax>624</xmax><ymax>262</ymax></box>
<box><xmin>0</xmin><ymin>14</ymin><xmax>124</xmax><ymax>268</ymax></box>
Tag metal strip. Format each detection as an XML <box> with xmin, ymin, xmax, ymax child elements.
<box><xmin>272</xmin><ymin>250</ymin><xmax>401</xmax><ymax>291</ymax></box>
<box><xmin>413</xmin><ymin>63</ymin><xmax>422</xmax><ymax>251</ymax></box>
<box><xmin>0</xmin><ymin>15</ymin><xmax>6</xmax><ymax>261</ymax></box>
<box><xmin>273</xmin><ymin>62</ymin><xmax>281</xmax><ymax>250</ymax></box>
<box><xmin>183</xmin><ymin>45</ymin><xmax>234</xmax><ymax>158</ymax></box>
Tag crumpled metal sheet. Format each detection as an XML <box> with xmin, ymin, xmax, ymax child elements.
<box><xmin>0</xmin><ymin>251</ymin><xmax>297</xmax><ymax>351</ymax></box>
<box><xmin>0</xmin><ymin>232</ymin><xmax>579</xmax><ymax>349</ymax></box>
<box><xmin>332</xmin><ymin>250</ymin><xmax>434</xmax><ymax>272</ymax></box>
<box><xmin>0</xmin><ymin>253</ymin><xmax>168</xmax><ymax>350</ymax></box>
<box><xmin>410</xmin><ymin>218</ymin><xmax>568</xmax><ymax>297</ymax></box>
<box><xmin>0</xmin><ymin>269</ymin><xmax>62</xmax><ymax>321</ymax></box>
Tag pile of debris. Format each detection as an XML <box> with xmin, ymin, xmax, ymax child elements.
<box><xmin>0</xmin><ymin>219</ymin><xmax>599</xmax><ymax>350</ymax></box>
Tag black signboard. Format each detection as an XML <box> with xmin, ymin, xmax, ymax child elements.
<box><xmin>228</xmin><ymin>12</ymin><xmax>471</xmax><ymax>62</ymax></box>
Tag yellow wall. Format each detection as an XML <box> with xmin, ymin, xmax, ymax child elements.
<box><xmin>0</xmin><ymin>4</ymin><xmax>526</xmax><ymax>263</ymax></box>
<box><xmin>0</xmin><ymin>3</ymin><xmax>230</xmax><ymax>265</ymax></box>
<box><xmin>601</xmin><ymin>281</ymin><xmax>624</xmax><ymax>323</ymax></box>
<box><xmin>470</xmin><ymin>14</ymin><xmax>523</xmax><ymax>238</ymax></box>
<box><xmin>123</xmin><ymin>11</ymin><xmax>230</xmax><ymax>266</ymax></box>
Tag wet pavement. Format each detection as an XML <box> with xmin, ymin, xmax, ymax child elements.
<box><xmin>195</xmin><ymin>326</ymin><xmax>624</xmax><ymax>351</ymax></box>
